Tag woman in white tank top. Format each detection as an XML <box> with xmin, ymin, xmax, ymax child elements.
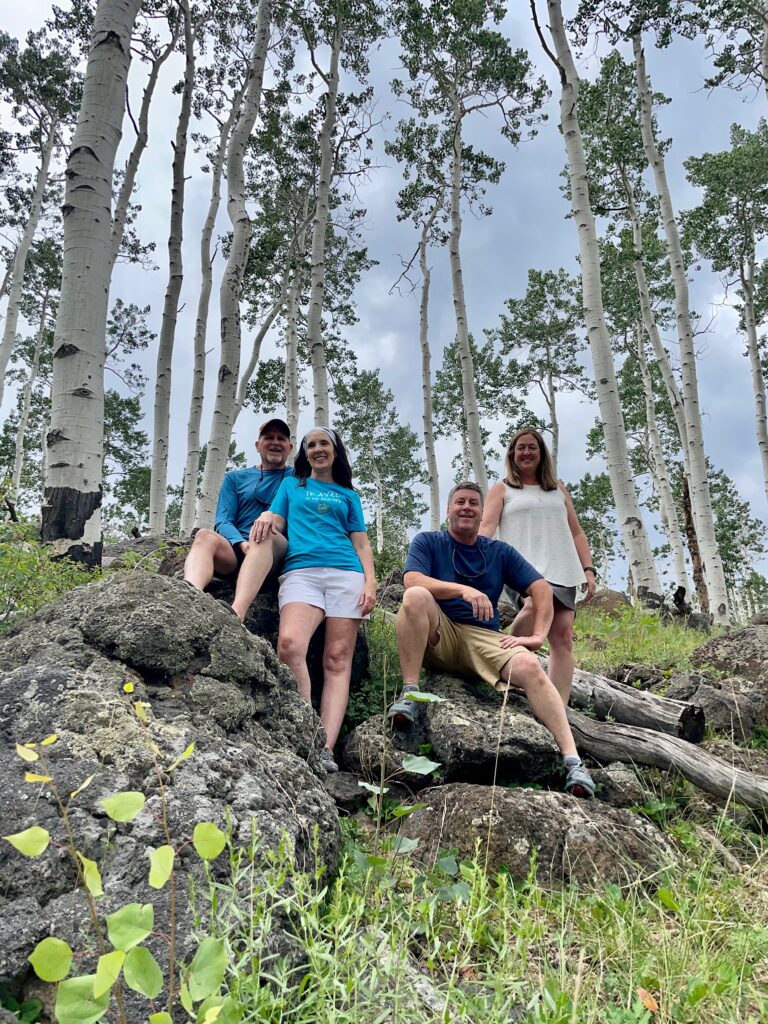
<box><xmin>479</xmin><ymin>428</ymin><xmax>596</xmax><ymax>704</ymax></box>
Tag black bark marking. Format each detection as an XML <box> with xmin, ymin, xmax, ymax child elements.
<box><xmin>218</xmin><ymin>364</ymin><xmax>233</xmax><ymax>381</ymax></box>
<box><xmin>71</xmin><ymin>387</ymin><xmax>94</xmax><ymax>398</ymax></box>
<box><xmin>41</xmin><ymin>485</ymin><xmax>102</xmax><ymax>546</ymax></box>
<box><xmin>54</xmin><ymin>343</ymin><xmax>80</xmax><ymax>358</ymax></box>
<box><xmin>46</xmin><ymin>429</ymin><xmax>68</xmax><ymax>447</ymax></box>
<box><xmin>69</xmin><ymin>145</ymin><xmax>99</xmax><ymax>163</ymax></box>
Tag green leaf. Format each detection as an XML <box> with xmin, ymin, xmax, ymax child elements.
<box><xmin>180</xmin><ymin>983</ymin><xmax>194</xmax><ymax>1014</ymax></box>
<box><xmin>93</xmin><ymin>950</ymin><xmax>125</xmax><ymax>998</ymax></box>
<box><xmin>148</xmin><ymin>845</ymin><xmax>175</xmax><ymax>888</ymax></box>
<box><xmin>436</xmin><ymin>853</ymin><xmax>459</xmax><ymax>876</ymax></box>
<box><xmin>404</xmin><ymin>690</ymin><xmax>446</xmax><ymax>703</ymax></box>
<box><xmin>401</xmin><ymin>754</ymin><xmax>441</xmax><ymax>775</ymax></box>
<box><xmin>357</xmin><ymin>781</ymin><xmax>389</xmax><ymax>795</ymax></box>
<box><xmin>193</xmin><ymin>822</ymin><xmax>227</xmax><ymax>862</ymax></box>
<box><xmin>3</xmin><ymin>825</ymin><xmax>50</xmax><ymax>857</ymax></box>
<box><xmin>168</xmin><ymin>741</ymin><xmax>195</xmax><ymax>773</ymax></box>
<box><xmin>196</xmin><ymin>996</ymin><xmax>243</xmax><ymax>1024</ymax></box>
<box><xmin>383</xmin><ymin>835</ymin><xmax>419</xmax><ymax>855</ymax></box>
<box><xmin>390</xmin><ymin>802</ymin><xmax>426</xmax><ymax>818</ymax></box>
<box><xmin>77</xmin><ymin>852</ymin><xmax>104</xmax><ymax>897</ymax></box>
<box><xmin>149</xmin><ymin>1014</ymin><xmax>173</xmax><ymax>1024</ymax></box>
<box><xmin>100</xmin><ymin>791</ymin><xmax>145</xmax><ymax>823</ymax></box>
<box><xmin>106</xmin><ymin>903</ymin><xmax>154</xmax><ymax>951</ymax></box>
<box><xmin>124</xmin><ymin>946</ymin><xmax>163</xmax><ymax>999</ymax></box>
<box><xmin>188</xmin><ymin>937</ymin><xmax>227</xmax><ymax>1001</ymax></box>
<box><xmin>54</xmin><ymin>975</ymin><xmax>110</xmax><ymax>1024</ymax></box>
<box><xmin>28</xmin><ymin>936</ymin><xmax>73</xmax><ymax>982</ymax></box>
<box><xmin>656</xmin><ymin>887</ymin><xmax>681</xmax><ymax>913</ymax></box>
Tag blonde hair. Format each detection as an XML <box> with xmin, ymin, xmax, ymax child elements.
<box><xmin>505</xmin><ymin>428</ymin><xmax>558</xmax><ymax>491</ymax></box>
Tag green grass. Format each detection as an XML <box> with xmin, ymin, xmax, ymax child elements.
<box><xmin>573</xmin><ymin>604</ymin><xmax>716</xmax><ymax>677</ymax></box>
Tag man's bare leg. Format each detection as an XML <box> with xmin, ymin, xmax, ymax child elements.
<box><xmin>231</xmin><ymin>532</ymin><xmax>287</xmax><ymax>621</ymax></box>
<box><xmin>395</xmin><ymin>586</ymin><xmax>441</xmax><ymax>686</ymax></box>
<box><xmin>183</xmin><ymin>530</ymin><xmax>238</xmax><ymax>590</ymax></box>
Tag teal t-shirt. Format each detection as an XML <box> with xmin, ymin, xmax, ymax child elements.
<box><xmin>270</xmin><ymin>476</ymin><xmax>367</xmax><ymax>573</ymax></box>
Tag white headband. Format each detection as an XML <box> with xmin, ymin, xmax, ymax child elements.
<box><xmin>301</xmin><ymin>426</ymin><xmax>337</xmax><ymax>452</ymax></box>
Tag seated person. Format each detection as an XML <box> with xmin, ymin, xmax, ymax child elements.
<box><xmin>183</xmin><ymin>417</ymin><xmax>293</xmax><ymax>620</ymax></box>
<box><xmin>387</xmin><ymin>480</ymin><xmax>595</xmax><ymax>798</ymax></box>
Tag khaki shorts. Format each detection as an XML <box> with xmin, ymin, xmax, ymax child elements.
<box><xmin>423</xmin><ymin>608</ymin><xmax>526</xmax><ymax>686</ymax></box>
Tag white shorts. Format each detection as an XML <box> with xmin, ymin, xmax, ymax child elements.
<box><xmin>278</xmin><ymin>567</ymin><xmax>369</xmax><ymax>619</ymax></box>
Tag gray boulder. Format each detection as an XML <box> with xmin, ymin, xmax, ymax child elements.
<box><xmin>692</xmin><ymin>625</ymin><xmax>768</xmax><ymax>682</ymax></box>
<box><xmin>397</xmin><ymin>783</ymin><xmax>676</xmax><ymax>886</ymax></box>
<box><xmin>0</xmin><ymin>571</ymin><xmax>339</xmax><ymax>990</ymax></box>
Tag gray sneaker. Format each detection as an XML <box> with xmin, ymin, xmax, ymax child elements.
<box><xmin>564</xmin><ymin>760</ymin><xmax>595</xmax><ymax>799</ymax></box>
<box><xmin>319</xmin><ymin>747</ymin><xmax>339</xmax><ymax>774</ymax></box>
<box><xmin>387</xmin><ymin>684</ymin><xmax>420</xmax><ymax>727</ymax></box>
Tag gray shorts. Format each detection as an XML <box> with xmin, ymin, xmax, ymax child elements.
<box><xmin>504</xmin><ymin>582</ymin><xmax>577</xmax><ymax>612</ymax></box>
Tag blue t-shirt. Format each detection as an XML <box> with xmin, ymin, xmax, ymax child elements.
<box><xmin>270</xmin><ymin>476</ymin><xmax>367</xmax><ymax>573</ymax></box>
<box><xmin>214</xmin><ymin>466</ymin><xmax>294</xmax><ymax>547</ymax></box>
<box><xmin>404</xmin><ymin>531</ymin><xmax>542</xmax><ymax>631</ymax></box>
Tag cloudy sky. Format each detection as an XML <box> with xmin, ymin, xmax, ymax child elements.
<box><xmin>5</xmin><ymin>1</ymin><xmax>767</xmax><ymax>580</ymax></box>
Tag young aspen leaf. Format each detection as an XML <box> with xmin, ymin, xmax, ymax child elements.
<box><xmin>106</xmin><ymin>903</ymin><xmax>154</xmax><ymax>951</ymax></box>
<box><xmin>203</xmin><ymin>1007</ymin><xmax>223</xmax><ymax>1023</ymax></box>
<box><xmin>15</xmin><ymin>744</ymin><xmax>39</xmax><ymax>762</ymax></box>
<box><xmin>401</xmin><ymin>754</ymin><xmax>441</xmax><ymax>775</ymax></box>
<box><xmin>133</xmin><ymin>701</ymin><xmax>150</xmax><ymax>722</ymax></box>
<box><xmin>122</xmin><ymin>681</ymin><xmax>135</xmax><ymax>694</ymax></box>
<box><xmin>123</xmin><ymin>946</ymin><xmax>163</xmax><ymax>999</ymax></box>
<box><xmin>193</xmin><ymin>822</ymin><xmax>226</xmax><ymax>861</ymax></box>
<box><xmin>40</xmin><ymin>734</ymin><xmax>58</xmax><ymax>745</ymax></box>
<box><xmin>187</xmin><ymin>937</ymin><xmax>227</xmax><ymax>1001</ymax></box>
<box><xmin>149</xmin><ymin>1014</ymin><xmax>173</xmax><ymax>1024</ymax></box>
<box><xmin>179</xmin><ymin>983</ymin><xmax>194</xmax><ymax>1014</ymax></box>
<box><xmin>28</xmin><ymin>936</ymin><xmax>73</xmax><ymax>982</ymax></box>
<box><xmin>77</xmin><ymin>852</ymin><xmax>104</xmax><ymax>897</ymax></box>
<box><xmin>70</xmin><ymin>774</ymin><xmax>96</xmax><ymax>800</ymax></box>
<box><xmin>100</xmin><ymin>791</ymin><xmax>145</xmax><ymax>822</ymax></box>
<box><xmin>3</xmin><ymin>826</ymin><xmax>50</xmax><ymax>857</ymax></box>
<box><xmin>148</xmin><ymin>845</ymin><xmax>175</xmax><ymax>888</ymax></box>
<box><xmin>93</xmin><ymin>949</ymin><xmax>125</xmax><ymax>998</ymax></box>
<box><xmin>167</xmin><ymin>741</ymin><xmax>195</xmax><ymax>773</ymax></box>
<box><xmin>54</xmin><ymin>974</ymin><xmax>110</xmax><ymax>1024</ymax></box>
<box><xmin>25</xmin><ymin>772</ymin><xmax>53</xmax><ymax>784</ymax></box>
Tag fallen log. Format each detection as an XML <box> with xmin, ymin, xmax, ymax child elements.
<box><xmin>568</xmin><ymin>666</ymin><xmax>705</xmax><ymax>743</ymax></box>
<box><xmin>567</xmin><ymin>708</ymin><xmax>768</xmax><ymax>810</ymax></box>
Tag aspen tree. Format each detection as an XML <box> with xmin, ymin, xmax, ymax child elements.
<box><xmin>532</xmin><ymin>0</ymin><xmax>660</xmax><ymax>593</ymax></box>
<box><xmin>417</xmin><ymin>202</ymin><xmax>442</xmax><ymax>530</ymax></box>
<box><xmin>148</xmin><ymin>0</ymin><xmax>195</xmax><ymax>535</ymax></box>
<box><xmin>11</xmin><ymin>290</ymin><xmax>49</xmax><ymax>498</ymax></box>
<box><xmin>41</xmin><ymin>0</ymin><xmax>142</xmax><ymax>565</ymax></box>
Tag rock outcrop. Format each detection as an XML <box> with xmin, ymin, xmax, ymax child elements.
<box><xmin>0</xmin><ymin>571</ymin><xmax>339</xmax><ymax>989</ymax></box>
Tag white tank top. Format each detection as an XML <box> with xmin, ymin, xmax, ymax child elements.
<box><xmin>496</xmin><ymin>483</ymin><xmax>585</xmax><ymax>587</ymax></box>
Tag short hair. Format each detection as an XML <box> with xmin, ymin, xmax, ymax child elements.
<box><xmin>505</xmin><ymin>428</ymin><xmax>558</xmax><ymax>491</ymax></box>
<box><xmin>448</xmin><ymin>480</ymin><xmax>484</xmax><ymax>504</ymax></box>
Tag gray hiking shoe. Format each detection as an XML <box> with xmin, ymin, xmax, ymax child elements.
<box><xmin>319</xmin><ymin>747</ymin><xmax>339</xmax><ymax>774</ymax></box>
<box><xmin>564</xmin><ymin>760</ymin><xmax>595</xmax><ymax>799</ymax></box>
<box><xmin>387</xmin><ymin>684</ymin><xmax>420</xmax><ymax>727</ymax></box>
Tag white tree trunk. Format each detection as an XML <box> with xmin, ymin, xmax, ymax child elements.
<box><xmin>285</xmin><ymin>195</ymin><xmax>311</xmax><ymax>455</ymax></box>
<box><xmin>545</xmin><ymin>358</ymin><xmax>559</xmax><ymax>475</ymax></box>
<box><xmin>179</xmin><ymin>83</ymin><xmax>246</xmax><ymax>537</ymax></box>
<box><xmin>109</xmin><ymin>27</ymin><xmax>177</xmax><ymax>270</ymax></box>
<box><xmin>148</xmin><ymin>0</ymin><xmax>195</xmax><ymax>535</ymax></box>
<box><xmin>0</xmin><ymin>119</ymin><xmax>57</xmax><ymax>409</ymax></box>
<box><xmin>12</xmin><ymin>290</ymin><xmax>49</xmax><ymax>497</ymax></box>
<box><xmin>544</xmin><ymin>0</ymin><xmax>660</xmax><ymax>593</ymax></box>
<box><xmin>636</xmin><ymin>325</ymin><xmax>691</xmax><ymax>595</ymax></box>
<box><xmin>41</xmin><ymin>0</ymin><xmax>141</xmax><ymax>563</ymax></box>
<box><xmin>233</xmin><ymin>272</ymin><xmax>292</xmax><ymax>422</ymax></box>
<box><xmin>307</xmin><ymin>22</ymin><xmax>341</xmax><ymax>427</ymax></box>
<box><xmin>373</xmin><ymin>454</ymin><xmax>384</xmax><ymax>554</ymax></box>
<box><xmin>196</xmin><ymin>0</ymin><xmax>272</xmax><ymax>529</ymax></box>
<box><xmin>741</xmin><ymin>255</ymin><xmax>768</xmax><ymax>507</ymax></box>
<box><xmin>634</xmin><ymin>34</ymin><xmax>729</xmax><ymax>623</ymax></box>
<box><xmin>418</xmin><ymin>204</ymin><xmax>441</xmax><ymax>529</ymax></box>
<box><xmin>448</xmin><ymin>104</ymin><xmax>487</xmax><ymax>490</ymax></box>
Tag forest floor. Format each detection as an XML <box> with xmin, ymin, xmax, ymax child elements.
<box><xmin>208</xmin><ymin>606</ymin><xmax>768</xmax><ymax>1023</ymax></box>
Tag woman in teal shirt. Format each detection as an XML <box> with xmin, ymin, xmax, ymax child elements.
<box><xmin>252</xmin><ymin>427</ymin><xmax>376</xmax><ymax>773</ymax></box>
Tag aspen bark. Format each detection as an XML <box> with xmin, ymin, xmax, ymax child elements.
<box><xmin>109</xmin><ymin>27</ymin><xmax>177</xmax><ymax>270</ymax></box>
<box><xmin>285</xmin><ymin>194</ymin><xmax>311</xmax><ymax>455</ymax></box>
<box><xmin>12</xmin><ymin>291</ymin><xmax>49</xmax><ymax>497</ymax></box>
<box><xmin>448</xmin><ymin>103</ymin><xmax>488</xmax><ymax>490</ymax></box>
<box><xmin>148</xmin><ymin>0</ymin><xmax>194</xmax><ymax>535</ymax></box>
<box><xmin>373</xmin><ymin>454</ymin><xmax>384</xmax><ymax>554</ymax></box>
<box><xmin>636</xmin><ymin>325</ymin><xmax>691</xmax><ymax>595</ymax></box>
<box><xmin>545</xmin><ymin>358</ymin><xmax>559</xmax><ymax>474</ymax></box>
<box><xmin>542</xmin><ymin>0</ymin><xmax>660</xmax><ymax>593</ymax></box>
<box><xmin>196</xmin><ymin>0</ymin><xmax>272</xmax><ymax>528</ymax></box>
<box><xmin>682</xmin><ymin>474</ymin><xmax>707</xmax><ymax>614</ymax></box>
<box><xmin>233</xmin><ymin>275</ymin><xmax>292</xmax><ymax>422</ymax></box>
<box><xmin>42</xmin><ymin>0</ymin><xmax>142</xmax><ymax>565</ymax></box>
<box><xmin>0</xmin><ymin>119</ymin><xmax>57</xmax><ymax>408</ymax></box>
<box><xmin>634</xmin><ymin>34</ymin><xmax>729</xmax><ymax>623</ymax></box>
<box><xmin>179</xmin><ymin>84</ymin><xmax>246</xmax><ymax>537</ymax></box>
<box><xmin>740</xmin><ymin>255</ymin><xmax>768</xmax><ymax>507</ymax></box>
<box><xmin>418</xmin><ymin>204</ymin><xmax>441</xmax><ymax>529</ymax></box>
<box><xmin>307</xmin><ymin>21</ymin><xmax>341</xmax><ymax>427</ymax></box>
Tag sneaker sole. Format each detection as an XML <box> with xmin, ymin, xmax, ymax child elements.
<box><xmin>389</xmin><ymin>711</ymin><xmax>415</xmax><ymax>727</ymax></box>
<box><xmin>567</xmin><ymin>784</ymin><xmax>593</xmax><ymax>799</ymax></box>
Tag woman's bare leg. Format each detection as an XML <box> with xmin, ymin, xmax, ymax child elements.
<box><xmin>319</xmin><ymin>617</ymin><xmax>360</xmax><ymax>749</ymax></box>
<box><xmin>277</xmin><ymin>602</ymin><xmax>325</xmax><ymax>702</ymax></box>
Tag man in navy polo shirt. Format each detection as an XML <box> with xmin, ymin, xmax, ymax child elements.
<box><xmin>183</xmin><ymin>418</ymin><xmax>293</xmax><ymax>620</ymax></box>
<box><xmin>387</xmin><ymin>480</ymin><xmax>595</xmax><ymax>798</ymax></box>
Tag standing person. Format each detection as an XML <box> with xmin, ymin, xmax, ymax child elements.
<box><xmin>388</xmin><ymin>481</ymin><xmax>594</xmax><ymax>797</ymax></box>
<box><xmin>479</xmin><ymin>428</ymin><xmax>597</xmax><ymax>704</ymax></box>
<box><xmin>251</xmin><ymin>427</ymin><xmax>376</xmax><ymax>774</ymax></box>
<box><xmin>183</xmin><ymin>418</ymin><xmax>293</xmax><ymax>620</ymax></box>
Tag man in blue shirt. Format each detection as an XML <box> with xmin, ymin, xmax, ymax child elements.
<box><xmin>388</xmin><ymin>481</ymin><xmax>595</xmax><ymax>798</ymax></box>
<box><xmin>183</xmin><ymin>418</ymin><xmax>293</xmax><ymax>620</ymax></box>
